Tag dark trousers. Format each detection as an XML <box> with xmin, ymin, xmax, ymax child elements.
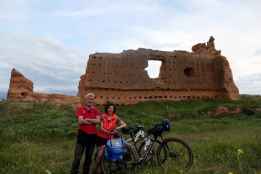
<box><xmin>71</xmin><ymin>130</ymin><xmax>96</xmax><ymax>174</ymax></box>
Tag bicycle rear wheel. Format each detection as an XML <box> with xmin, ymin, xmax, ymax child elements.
<box><xmin>157</xmin><ymin>138</ymin><xmax>193</xmax><ymax>171</ymax></box>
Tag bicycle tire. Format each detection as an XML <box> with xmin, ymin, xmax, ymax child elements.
<box><xmin>157</xmin><ymin>137</ymin><xmax>193</xmax><ymax>171</ymax></box>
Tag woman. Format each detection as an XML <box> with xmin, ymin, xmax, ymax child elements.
<box><xmin>95</xmin><ymin>103</ymin><xmax>127</xmax><ymax>172</ymax></box>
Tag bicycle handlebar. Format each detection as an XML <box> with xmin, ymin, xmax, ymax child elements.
<box><xmin>121</xmin><ymin>124</ymin><xmax>144</xmax><ymax>135</ymax></box>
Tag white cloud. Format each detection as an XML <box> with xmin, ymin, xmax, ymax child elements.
<box><xmin>0</xmin><ymin>32</ymin><xmax>84</xmax><ymax>92</ymax></box>
<box><xmin>254</xmin><ymin>49</ymin><xmax>261</xmax><ymax>57</ymax></box>
<box><xmin>53</xmin><ymin>0</ymin><xmax>161</xmax><ymax>17</ymax></box>
<box><xmin>237</xmin><ymin>73</ymin><xmax>261</xmax><ymax>95</ymax></box>
<box><xmin>1</xmin><ymin>0</ymin><xmax>261</xmax><ymax>95</ymax></box>
<box><xmin>0</xmin><ymin>0</ymin><xmax>31</xmax><ymax>20</ymax></box>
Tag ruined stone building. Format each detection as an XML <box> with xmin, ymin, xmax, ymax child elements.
<box><xmin>7</xmin><ymin>69</ymin><xmax>80</xmax><ymax>105</ymax></box>
<box><xmin>7</xmin><ymin>37</ymin><xmax>239</xmax><ymax>105</ymax></box>
<box><xmin>79</xmin><ymin>37</ymin><xmax>239</xmax><ymax>105</ymax></box>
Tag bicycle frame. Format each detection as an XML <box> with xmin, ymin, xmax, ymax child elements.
<box><xmin>136</xmin><ymin>134</ymin><xmax>164</xmax><ymax>165</ymax></box>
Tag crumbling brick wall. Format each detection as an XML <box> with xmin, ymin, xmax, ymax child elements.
<box><xmin>79</xmin><ymin>37</ymin><xmax>239</xmax><ymax>105</ymax></box>
<box><xmin>7</xmin><ymin>69</ymin><xmax>80</xmax><ymax>105</ymax></box>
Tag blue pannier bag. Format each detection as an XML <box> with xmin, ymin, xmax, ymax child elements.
<box><xmin>105</xmin><ymin>138</ymin><xmax>126</xmax><ymax>161</ymax></box>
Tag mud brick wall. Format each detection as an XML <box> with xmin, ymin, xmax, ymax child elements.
<box><xmin>79</xmin><ymin>37</ymin><xmax>239</xmax><ymax>105</ymax></box>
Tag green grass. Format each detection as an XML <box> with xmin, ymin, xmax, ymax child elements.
<box><xmin>0</xmin><ymin>96</ymin><xmax>261</xmax><ymax>174</ymax></box>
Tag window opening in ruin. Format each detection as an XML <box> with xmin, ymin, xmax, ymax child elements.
<box><xmin>145</xmin><ymin>60</ymin><xmax>162</xmax><ymax>79</ymax></box>
<box><xmin>21</xmin><ymin>92</ymin><xmax>27</xmax><ymax>97</ymax></box>
<box><xmin>184</xmin><ymin>67</ymin><xmax>194</xmax><ymax>77</ymax></box>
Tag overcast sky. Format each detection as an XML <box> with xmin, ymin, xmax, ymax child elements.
<box><xmin>0</xmin><ymin>0</ymin><xmax>261</xmax><ymax>95</ymax></box>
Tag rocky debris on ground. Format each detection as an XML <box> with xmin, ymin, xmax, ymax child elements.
<box><xmin>208</xmin><ymin>106</ymin><xmax>241</xmax><ymax>117</ymax></box>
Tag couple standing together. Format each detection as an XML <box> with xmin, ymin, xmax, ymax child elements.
<box><xmin>70</xmin><ymin>93</ymin><xmax>127</xmax><ymax>174</ymax></box>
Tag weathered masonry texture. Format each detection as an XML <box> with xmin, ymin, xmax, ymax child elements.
<box><xmin>7</xmin><ymin>69</ymin><xmax>80</xmax><ymax>105</ymax></box>
<box><xmin>79</xmin><ymin>37</ymin><xmax>239</xmax><ymax>105</ymax></box>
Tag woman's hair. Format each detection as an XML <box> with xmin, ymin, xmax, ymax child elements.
<box><xmin>104</xmin><ymin>103</ymin><xmax>116</xmax><ymax>114</ymax></box>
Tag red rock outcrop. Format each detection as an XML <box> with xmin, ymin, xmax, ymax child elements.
<box><xmin>7</xmin><ymin>69</ymin><xmax>34</xmax><ymax>101</ymax></box>
<box><xmin>192</xmin><ymin>36</ymin><xmax>221</xmax><ymax>56</ymax></box>
<box><xmin>7</xmin><ymin>69</ymin><xmax>80</xmax><ymax>105</ymax></box>
<box><xmin>208</xmin><ymin>106</ymin><xmax>241</xmax><ymax>116</ymax></box>
<box><xmin>79</xmin><ymin>37</ymin><xmax>239</xmax><ymax>105</ymax></box>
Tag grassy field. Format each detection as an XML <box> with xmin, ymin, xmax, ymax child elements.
<box><xmin>0</xmin><ymin>95</ymin><xmax>261</xmax><ymax>174</ymax></box>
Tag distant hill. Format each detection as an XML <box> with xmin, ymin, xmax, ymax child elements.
<box><xmin>51</xmin><ymin>90</ymin><xmax>77</xmax><ymax>96</ymax></box>
<box><xmin>0</xmin><ymin>89</ymin><xmax>76</xmax><ymax>101</ymax></box>
<box><xmin>36</xmin><ymin>89</ymin><xmax>77</xmax><ymax>96</ymax></box>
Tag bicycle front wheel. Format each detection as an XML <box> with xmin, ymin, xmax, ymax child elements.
<box><xmin>157</xmin><ymin>137</ymin><xmax>193</xmax><ymax>171</ymax></box>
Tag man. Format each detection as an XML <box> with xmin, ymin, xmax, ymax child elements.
<box><xmin>71</xmin><ymin>93</ymin><xmax>100</xmax><ymax>174</ymax></box>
